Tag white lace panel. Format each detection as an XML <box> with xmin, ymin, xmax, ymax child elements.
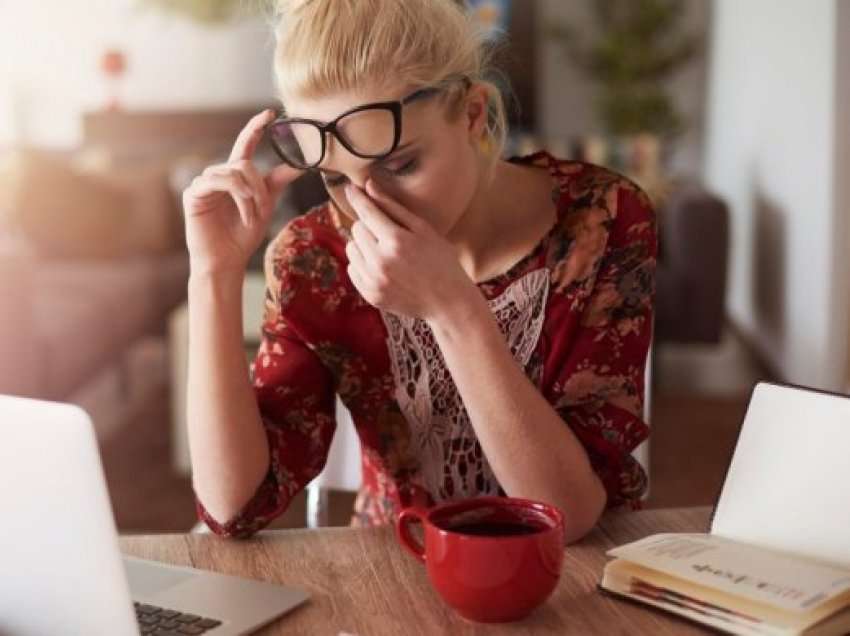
<box><xmin>380</xmin><ymin>268</ymin><xmax>550</xmax><ymax>503</ymax></box>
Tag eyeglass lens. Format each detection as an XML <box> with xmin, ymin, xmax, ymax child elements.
<box><xmin>270</xmin><ymin>107</ymin><xmax>397</xmax><ymax>168</ymax></box>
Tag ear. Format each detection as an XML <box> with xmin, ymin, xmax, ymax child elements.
<box><xmin>464</xmin><ymin>83</ymin><xmax>490</xmax><ymax>142</ymax></box>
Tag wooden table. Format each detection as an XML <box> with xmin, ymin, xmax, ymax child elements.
<box><xmin>120</xmin><ymin>507</ymin><xmax>714</xmax><ymax>635</ymax></box>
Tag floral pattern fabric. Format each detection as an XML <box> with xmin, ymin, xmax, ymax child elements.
<box><xmin>196</xmin><ymin>152</ymin><xmax>657</xmax><ymax>538</ymax></box>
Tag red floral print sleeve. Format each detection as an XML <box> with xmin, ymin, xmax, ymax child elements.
<box><xmin>194</xmin><ymin>226</ymin><xmax>338</xmax><ymax>539</ymax></box>
<box><xmin>545</xmin><ymin>174</ymin><xmax>656</xmax><ymax>508</ymax></box>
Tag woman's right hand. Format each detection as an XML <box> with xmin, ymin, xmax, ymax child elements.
<box><xmin>182</xmin><ymin>109</ymin><xmax>303</xmax><ymax>276</ymax></box>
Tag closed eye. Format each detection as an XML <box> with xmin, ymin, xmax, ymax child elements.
<box><xmin>323</xmin><ymin>172</ymin><xmax>348</xmax><ymax>188</ymax></box>
<box><xmin>383</xmin><ymin>157</ymin><xmax>418</xmax><ymax>177</ymax></box>
<box><xmin>320</xmin><ymin>157</ymin><xmax>419</xmax><ymax>189</ymax></box>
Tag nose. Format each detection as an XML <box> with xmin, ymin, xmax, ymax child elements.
<box><xmin>323</xmin><ymin>138</ymin><xmax>370</xmax><ymax>189</ymax></box>
<box><xmin>347</xmin><ymin>175</ymin><xmax>369</xmax><ymax>190</ymax></box>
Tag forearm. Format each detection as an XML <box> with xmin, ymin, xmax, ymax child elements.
<box><xmin>428</xmin><ymin>293</ymin><xmax>607</xmax><ymax>543</ymax></box>
<box><xmin>186</xmin><ymin>270</ymin><xmax>270</xmax><ymax>525</ymax></box>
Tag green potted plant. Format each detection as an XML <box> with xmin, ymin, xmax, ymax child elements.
<box><xmin>549</xmin><ymin>0</ymin><xmax>703</xmax><ymax>180</ymax></box>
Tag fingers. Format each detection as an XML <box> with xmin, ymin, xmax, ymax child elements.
<box><xmin>345</xmin><ymin>241</ymin><xmax>379</xmax><ymax>304</ymax></box>
<box><xmin>186</xmin><ymin>106</ymin><xmax>305</xmax><ymax>231</ymax></box>
<box><xmin>187</xmin><ymin>168</ymin><xmax>256</xmax><ymax>226</ymax></box>
<box><xmin>207</xmin><ymin>173</ymin><xmax>256</xmax><ymax>226</ymax></box>
<box><xmin>345</xmin><ymin>239</ymin><xmax>370</xmax><ymax>279</ymax></box>
<box><xmin>346</xmin><ymin>258</ymin><xmax>370</xmax><ymax>301</ymax></box>
<box><xmin>187</xmin><ymin>152</ymin><xmax>299</xmax><ymax>231</ymax></box>
<box><xmin>235</xmin><ymin>161</ymin><xmax>271</xmax><ymax>223</ymax></box>
<box><xmin>350</xmin><ymin>219</ymin><xmax>380</xmax><ymax>261</ymax></box>
<box><xmin>348</xmin><ymin>221</ymin><xmax>386</xmax><ymax>280</ymax></box>
<box><xmin>203</xmin><ymin>162</ymin><xmax>271</xmax><ymax>225</ymax></box>
<box><xmin>363</xmin><ymin>179</ymin><xmax>426</xmax><ymax>233</ymax></box>
<box><xmin>229</xmin><ymin>109</ymin><xmax>277</xmax><ymax>163</ymax></box>
<box><xmin>345</xmin><ymin>184</ymin><xmax>401</xmax><ymax>242</ymax></box>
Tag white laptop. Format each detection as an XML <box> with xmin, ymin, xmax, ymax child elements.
<box><xmin>0</xmin><ymin>395</ymin><xmax>309</xmax><ymax>635</ymax></box>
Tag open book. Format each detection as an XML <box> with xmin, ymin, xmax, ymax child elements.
<box><xmin>600</xmin><ymin>382</ymin><xmax>850</xmax><ymax>635</ymax></box>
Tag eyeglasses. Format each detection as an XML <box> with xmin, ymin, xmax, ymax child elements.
<box><xmin>266</xmin><ymin>77</ymin><xmax>470</xmax><ymax>170</ymax></box>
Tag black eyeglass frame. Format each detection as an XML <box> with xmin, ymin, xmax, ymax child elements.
<box><xmin>266</xmin><ymin>76</ymin><xmax>471</xmax><ymax>169</ymax></box>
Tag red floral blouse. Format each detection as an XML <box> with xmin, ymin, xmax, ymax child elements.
<box><xmin>196</xmin><ymin>151</ymin><xmax>657</xmax><ymax>538</ymax></box>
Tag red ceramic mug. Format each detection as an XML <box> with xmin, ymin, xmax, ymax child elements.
<box><xmin>395</xmin><ymin>496</ymin><xmax>565</xmax><ymax>623</ymax></box>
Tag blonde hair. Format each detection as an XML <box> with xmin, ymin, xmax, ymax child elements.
<box><xmin>268</xmin><ymin>0</ymin><xmax>510</xmax><ymax>174</ymax></box>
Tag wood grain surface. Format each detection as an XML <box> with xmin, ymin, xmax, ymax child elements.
<box><xmin>120</xmin><ymin>507</ymin><xmax>715</xmax><ymax>635</ymax></box>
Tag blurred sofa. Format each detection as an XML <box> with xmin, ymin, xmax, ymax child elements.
<box><xmin>0</xmin><ymin>106</ymin><xmax>300</xmax><ymax>406</ymax></box>
<box><xmin>655</xmin><ymin>181</ymin><xmax>730</xmax><ymax>345</ymax></box>
<box><xmin>0</xmin><ymin>147</ymin><xmax>190</xmax><ymax>401</ymax></box>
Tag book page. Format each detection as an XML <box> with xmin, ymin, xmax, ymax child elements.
<box><xmin>607</xmin><ymin>533</ymin><xmax>850</xmax><ymax>614</ymax></box>
<box><xmin>604</xmin><ymin>559</ymin><xmax>850</xmax><ymax>635</ymax></box>
<box><xmin>603</xmin><ymin>578</ymin><xmax>774</xmax><ymax>636</ymax></box>
<box><xmin>711</xmin><ymin>383</ymin><xmax>850</xmax><ymax>567</ymax></box>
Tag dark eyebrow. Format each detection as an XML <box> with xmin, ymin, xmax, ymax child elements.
<box><xmin>315</xmin><ymin>140</ymin><xmax>418</xmax><ymax>175</ymax></box>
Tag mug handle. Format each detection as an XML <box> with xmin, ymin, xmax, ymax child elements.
<box><xmin>396</xmin><ymin>507</ymin><xmax>428</xmax><ymax>564</ymax></box>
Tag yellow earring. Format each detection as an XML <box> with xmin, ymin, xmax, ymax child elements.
<box><xmin>479</xmin><ymin>135</ymin><xmax>493</xmax><ymax>156</ymax></box>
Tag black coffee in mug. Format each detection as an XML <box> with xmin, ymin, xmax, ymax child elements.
<box><xmin>448</xmin><ymin>521</ymin><xmax>542</xmax><ymax>537</ymax></box>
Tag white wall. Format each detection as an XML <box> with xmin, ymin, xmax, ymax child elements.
<box><xmin>704</xmin><ymin>0</ymin><xmax>849</xmax><ymax>391</ymax></box>
<box><xmin>0</xmin><ymin>0</ymin><xmax>276</xmax><ymax>148</ymax></box>
<box><xmin>837</xmin><ymin>0</ymin><xmax>850</xmax><ymax>390</ymax></box>
<box><xmin>537</xmin><ymin>0</ymin><xmax>712</xmax><ymax>178</ymax></box>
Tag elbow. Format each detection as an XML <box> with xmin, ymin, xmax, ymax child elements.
<box><xmin>561</xmin><ymin>475</ymin><xmax>608</xmax><ymax>545</ymax></box>
<box><xmin>191</xmin><ymin>462</ymin><xmax>276</xmax><ymax>540</ymax></box>
<box><xmin>203</xmin><ymin>522</ymin><xmax>256</xmax><ymax>541</ymax></box>
<box><xmin>201</xmin><ymin>513</ymin><xmax>257</xmax><ymax>541</ymax></box>
<box><xmin>210</xmin><ymin>525</ymin><xmax>258</xmax><ymax>541</ymax></box>
<box><xmin>194</xmin><ymin>495</ymin><xmax>258</xmax><ymax>540</ymax></box>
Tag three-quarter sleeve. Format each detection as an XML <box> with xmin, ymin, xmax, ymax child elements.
<box><xmin>550</xmin><ymin>180</ymin><xmax>657</xmax><ymax>509</ymax></box>
<box><xmin>195</xmin><ymin>224</ymin><xmax>338</xmax><ymax>538</ymax></box>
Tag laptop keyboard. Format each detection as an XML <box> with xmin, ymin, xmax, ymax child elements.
<box><xmin>134</xmin><ymin>601</ymin><xmax>223</xmax><ymax>634</ymax></box>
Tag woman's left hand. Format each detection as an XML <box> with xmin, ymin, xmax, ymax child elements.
<box><xmin>344</xmin><ymin>179</ymin><xmax>478</xmax><ymax>323</ymax></box>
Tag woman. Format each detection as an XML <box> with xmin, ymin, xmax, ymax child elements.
<box><xmin>184</xmin><ymin>0</ymin><xmax>656</xmax><ymax>543</ymax></box>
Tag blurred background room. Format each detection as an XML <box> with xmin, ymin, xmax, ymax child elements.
<box><xmin>1</xmin><ymin>0</ymin><xmax>848</xmax><ymax>534</ymax></box>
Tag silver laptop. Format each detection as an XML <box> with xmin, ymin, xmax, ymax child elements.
<box><xmin>0</xmin><ymin>395</ymin><xmax>309</xmax><ymax>635</ymax></box>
